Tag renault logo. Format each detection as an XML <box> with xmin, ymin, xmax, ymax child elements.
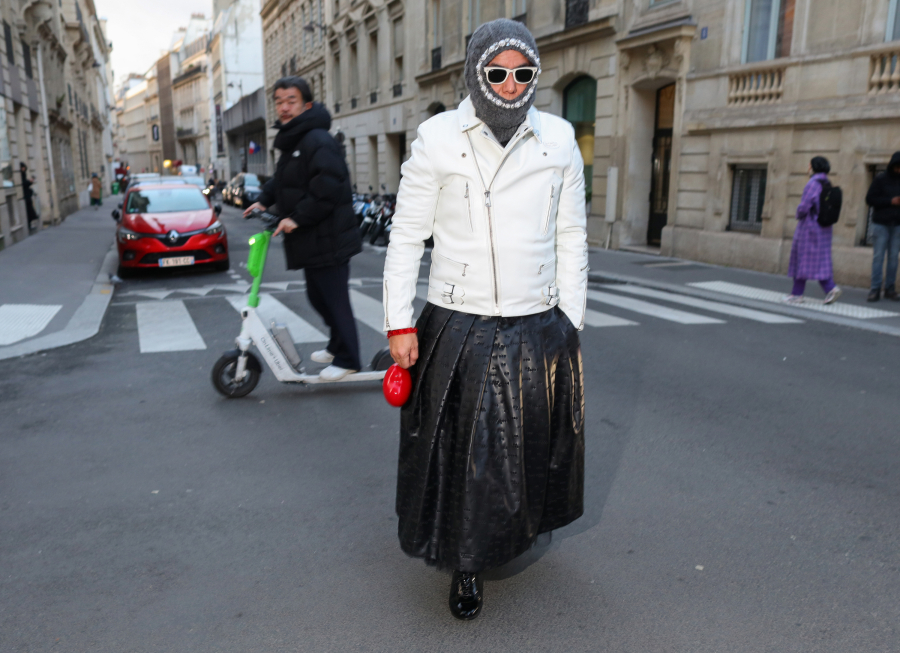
<box><xmin>167</xmin><ymin>230</ymin><xmax>180</xmax><ymax>243</ymax></box>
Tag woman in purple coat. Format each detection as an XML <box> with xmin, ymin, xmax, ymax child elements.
<box><xmin>786</xmin><ymin>156</ymin><xmax>841</xmax><ymax>304</ymax></box>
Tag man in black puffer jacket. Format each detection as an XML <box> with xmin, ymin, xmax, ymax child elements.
<box><xmin>244</xmin><ymin>77</ymin><xmax>362</xmax><ymax>379</ymax></box>
<box><xmin>865</xmin><ymin>151</ymin><xmax>900</xmax><ymax>302</ymax></box>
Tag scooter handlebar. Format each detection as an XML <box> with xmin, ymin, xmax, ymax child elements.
<box><xmin>246</xmin><ymin>209</ymin><xmax>283</xmax><ymax>232</ymax></box>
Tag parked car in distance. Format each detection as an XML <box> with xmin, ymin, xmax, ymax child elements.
<box><xmin>178</xmin><ymin>175</ymin><xmax>207</xmax><ymax>189</ymax></box>
<box><xmin>223</xmin><ymin>173</ymin><xmax>265</xmax><ymax>208</ymax></box>
<box><xmin>113</xmin><ymin>184</ymin><xmax>228</xmax><ymax>276</ymax></box>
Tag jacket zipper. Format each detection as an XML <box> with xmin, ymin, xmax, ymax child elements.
<box><xmin>465</xmin><ymin>126</ymin><xmax>532</xmax><ymax>314</ymax></box>
<box><xmin>383</xmin><ymin>279</ymin><xmax>390</xmax><ymax>330</ymax></box>
<box><xmin>543</xmin><ymin>185</ymin><xmax>556</xmax><ymax>235</ymax></box>
<box><xmin>464</xmin><ymin>183</ymin><xmax>474</xmax><ymax>232</ymax></box>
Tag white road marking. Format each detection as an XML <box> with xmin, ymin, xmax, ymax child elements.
<box><xmin>586</xmin><ymin>289</ymin><xmax>724</xmax><ymax>325</ymax></box>
<box><xmin>0</xmin><ymin>304</ymin><xmax>63</xmax><ymax>345</ymax></box>
<box><xmin>226</xmin><ymin>294</ymin><xmax>327</xmax><ymax>343</ymax></box>
<box><xmin>136</xmin><ymin>301</ymin><xmax>206</xmax><ymax>352</ymax></box>
<box><xmin>349</xmin><ymin>289</ymin><xmax>387</xmax><ymax>333</ymax></box>
<box><xmin>610</xmin><ymin>285</ymin><xmax>803</xmax><ymax>324</ymax></box>
<box><xmin>582</xmin><ymin>308</ymin><xmax>638</xmax><ymax>328</ymax></box>
<box><xmin>689</xmin><ymin>281</ymin><xmax>899</xmax><ymax>319</ymax></box>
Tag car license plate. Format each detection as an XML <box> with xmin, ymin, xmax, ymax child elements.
<box><xmin>159</xmin><ymin>256</ymin><xmax>195</xmax><ymax>268</ymax></box>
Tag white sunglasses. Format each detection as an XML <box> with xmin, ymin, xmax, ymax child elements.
<box><xmin>483</xmin><ymin>66</ymin><xmax>538</xmax><ymax>85</ymax></box>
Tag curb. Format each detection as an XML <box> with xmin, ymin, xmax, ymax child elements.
<box><xmin>0</xmin><ymin>246</ymin><xmax>118</xmax><ymax>361</ymax></box>
<box><xmin>588</xmin><ymin>271</ymin><xmax>900</xmax><ymax>339</ymax></box>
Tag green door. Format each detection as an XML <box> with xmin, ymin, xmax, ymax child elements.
<box><xmin>564</xmin><ymin>76</ymin><xmax>597</xmax><ymax>206</ymax></box>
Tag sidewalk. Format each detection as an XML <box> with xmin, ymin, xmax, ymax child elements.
<box><xmin>588</xmin><ymin>248</ymin><xmax>900</xmax><ymax>338</ymax></box>
<box><xmin>0</xmin><ymin>198</ymin><xmax>118</xmax><ymax>360</ymax></box>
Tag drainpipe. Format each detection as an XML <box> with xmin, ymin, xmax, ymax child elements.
<box><xmin>35</xmin><ymin>41</ymin><xmax>59</xmax><ymax>224</ymax></box>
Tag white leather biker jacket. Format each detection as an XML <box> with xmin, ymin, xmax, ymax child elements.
<box><xmin>383</xmin><ymin>96</ymin><xmax>589</xmax><ymax>331</ymax></box>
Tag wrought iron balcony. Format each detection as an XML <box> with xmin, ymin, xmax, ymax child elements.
<box><xmin>431</xmin><ymin>46</ymin><xmax>442</xmax><ymax>72</ymax></box>
<box><xmin>393</xmin><ymin>83</ymin><xmax>402</xmax><ymax>98</ymax></box>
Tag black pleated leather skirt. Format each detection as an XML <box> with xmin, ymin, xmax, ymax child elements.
<box><xmin>396</xmin><ymin>303</ymin><xmax>585</xmax><ymax>573</ymax></box>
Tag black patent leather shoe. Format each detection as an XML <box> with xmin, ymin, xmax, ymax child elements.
<box><xmin>885</xmin><ymin>288</ymin><xmax>899</xmax><ymax>301</ymax></box>
<box><xmin>449</xmin><ymin>570</ymin><xmax>483</xmax><ymax>620</ymax></box>
<box><xmin>867</xmin><ymin>289</ymin><xmax>881</xmax><ymax>302</ymax></box>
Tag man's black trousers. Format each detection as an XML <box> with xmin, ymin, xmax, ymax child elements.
<box><xmin>304</xmin><ymin>262</ymin><xmax>361</xmax><ymax>371</ymax></box>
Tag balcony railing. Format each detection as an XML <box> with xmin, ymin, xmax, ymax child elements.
<box><xmin>727</xmin><ymin>67</ymin><xmax>785</xmax><ymax>106</ymax></box>
<box><xmin>370</xmin><ymin>91</ymin><xmax>377</xmax><ymax>104</ymax></box>
<box><xmin>869</xmin><ymin>50</ymin><xmax>900</xmax><ymax>94</ymax></box>
<box><xmin>392</xmin><ymin>83</ymin><xmax>402</xmax><ymax>98</ymax></box>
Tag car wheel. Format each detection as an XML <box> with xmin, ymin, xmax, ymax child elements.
<box><xmin>116</xmin><ymin>264</ymin><xmax>134</xmax><ymax>279</ymax></box>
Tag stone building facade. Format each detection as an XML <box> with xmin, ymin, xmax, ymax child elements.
<box><xmin>173</xmin><ymin>35</ymin><xmax>211</xmax><ymax>168</ymax></box>
<box><xmin>0</xmin><ymin>0</ymin><xmax>113</xmax><ymax>250</ymax></box>
<box><xmin>257</xmin><ymin>0</ymin><xmax>900</xmax><ymax>287</ymax></box>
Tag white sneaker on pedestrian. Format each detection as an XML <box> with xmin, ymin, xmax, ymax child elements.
<box><xmin>782</xmin><ymin>295</ymin><xmax>804</xmax><ymax>305</ymax></box>
<box><xmin>310</xmin><ymin>349</ymin><xmax>335</xmax><ymax>364</ymax></box>
<box><xmin>319</xmin><ymin>365</ymin><xmax>356</xmax><ymax>381</ymax></box>
<box><xmin>823</xmin><ymin>287</ymin><xmax>842</xmax><ymax>304</ymax></box>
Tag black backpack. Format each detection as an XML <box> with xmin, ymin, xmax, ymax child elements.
<box><xmin>818</xmin><ymin>180</ymin><xmax>842</xmax><ymax>227</ymax></box>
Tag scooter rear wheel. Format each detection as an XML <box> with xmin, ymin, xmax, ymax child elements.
<box><xmin>370</xmin><ymin>347</ymin><xmax>394</xmax><ymax>372</ymax></box>
<box><xmin>212</xmin><ymin>351</ymin><xmax>261</xmax><ymax>398</ymax></box>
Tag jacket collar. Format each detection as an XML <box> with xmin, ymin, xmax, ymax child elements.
<box><xmin>456</xmin><ymin>95</ymin><xmax>543</xmax><ymax>144</ymax></box>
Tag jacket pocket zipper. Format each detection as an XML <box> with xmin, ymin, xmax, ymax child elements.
<box><xmin>539</xmin><ymin>257</ymin><xmax>556</xmax><ymax>275</ymax></box>
<box><xmin>464</xmin><ymin>183</ymin><xmax>474</xmax><ymax>232</ymax></box>
<box><xmin>543</xmin><ymin>184</ymin><xmax>557</xmax><ymax>235</ymax></box>
<box><xmin>433</xmin><ymin>251</ymin><xmax>469</xmax><ymax>277</ymax></box>
<box><xmin>383</xmin><ymin>279</ymin><xmax>390</xmax><ymax>330</ymax></box>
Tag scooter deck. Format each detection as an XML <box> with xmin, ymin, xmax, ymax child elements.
<box><xmin>289</xmin><ymin>370</ymin><xmax>387</xmax><ymax>384</ymax></box>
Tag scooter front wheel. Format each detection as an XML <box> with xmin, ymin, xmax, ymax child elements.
<box><xmin>212</xmin><ymin>351</ymin><xmax>261</xmax><ymax>398</ymax></box>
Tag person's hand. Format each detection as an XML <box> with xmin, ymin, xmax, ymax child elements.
<box><xmin>891</xmin><ymin>197</ymin><xmax>900</xmax><ymax>206</ymax></box>
<box><xmin>273</xmin><ymin>218</ymin><xmax>298</xmax><ymax>236</ymax></box>
<box><xmin>390</xmin><ymin>333</ymin><xmax>419</xmax><ymax>369</ymax></box>
<box><xmin>242</xmin><ymin>201</ymin><xmax>266</xmax><ymax>218</ymax></box>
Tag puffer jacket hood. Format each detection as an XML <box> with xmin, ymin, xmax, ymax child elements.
<box><xmin>889</xmin><ymin>151</ymin><xmax>900</xmax><ymax>175</ymax></box>
<box><xmin>274</xmin><ymin>103</ymin><xmax>332</xmax><ymax>152</ymax></box>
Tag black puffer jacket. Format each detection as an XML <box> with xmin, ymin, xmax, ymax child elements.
<box><xmin>259</xmin><ymin>103</ymin><xmax>361</xmax><ymax>269</ymax></box>
<box><xmin>866</xmin><ymin>151</ymin><xmax>900</xmax><ymax>227</ymax></box>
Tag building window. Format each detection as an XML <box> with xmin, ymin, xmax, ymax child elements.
<box><xmin>22</xmin><ymin>42</ymin><xmax>32</xmax><ymax>79</ymax></box>
<box><xmin>742</xmin><ymin>0</ymin><xmax>794</xmax><ymax>63</ymax></box>
<box><xmin>511</xmin><ymin>0</ymin><xmax>527</xmax><ymax>22</ymax></box>
<box><xmin>349</xmin><ymin>41</ymin><xmax>359</xmax><ymax>99</ymax></box>
<box><xmin>565</xmin><ymin>0</ymin><xmax>589</xmax><ymax>29</ymax></box>
<box><xmin>317</xmin><ymin>0</ymin><xmax>323</xmax><ymax>43</ymax></box>
<box><xmin>334</xmin><ymin>52</ymin><xmax>342</xmax><ymax>102</ymax></box>
<box><xmin>302</xmin><ymin>6</ymin><xmax>308</xmax><ymax>52</ymax></box>
<box><xmin>369</xmin><ymin>30</ymin><xmax>379</xmax><ymax>94</ymax></box>
<box><xmin>3</xmin><ymin>21</ymin><xmax>13</xmax><ymax>65</ymax></box>
<box><xmin>431</xmin><ymin>0</ymin><xmax>441</xmax><ymax>52</ymax></box>
<box><xmin>729</xmin><ymin>167</ymin><xmax>767</xmax><ymax>233</ymax></box>
<box><xmin>392</xmin><ymin>17</ymin><xmax>404</xmax><ymax>92</ymax></box>
<box><xmin>887</xmin><ymin>0</ymin><xmax>900</xmax><ymax>41</ymax></box>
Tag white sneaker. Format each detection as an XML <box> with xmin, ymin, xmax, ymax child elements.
<box><xmin>823</xmin><ymin>287</ymin><xmax>842</xmax><ymax>305</ymax></box>
<box><xmin>310</xmin><ymin>349</ymin><xmax>335</xmax><ymax>364</ymax></box>
<box><xmin>782</xmin><ymin>295</ymin><xmax>804</xmax><ymax>305</ymax></box>
<box><xmin>318</xmin><ymin>365</ymin><xmax>356</xmax><ymax>381</ymax></box>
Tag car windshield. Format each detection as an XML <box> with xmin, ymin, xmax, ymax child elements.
<box><xmin>244</xmin><ymin>174</ymin><xmax>261</xmax><ymax>187</ymax></box>
<box><xmin>179</xmin><ymin>176</ymin><xmax>205</xmax><ymax>187</ymax></box>
<box><xmin>126</xmin><ymin>187</ymin><xmax>210</xmax><ymax>213</ymax></box>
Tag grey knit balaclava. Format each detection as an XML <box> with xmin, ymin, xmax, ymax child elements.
<box><xmin>464</xmin><ymin>19</ymin><xmax>541</xmax><ymax>145</ymax></box>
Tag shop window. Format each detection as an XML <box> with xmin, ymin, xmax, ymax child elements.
<box><xmin>742</xmin><ymin>0</ymin><xmax>794</xmax><ymax>63</ymax></box>
<box><xmin>729</xmin><ymin>167</ymin><xmax>767</xmax><ymax>233</ymax></box>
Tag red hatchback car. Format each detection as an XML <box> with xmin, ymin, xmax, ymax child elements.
<box><xmin>114</xmin><ymin>183</ymin><xmax>229</xmax><ymax>276</ymax></box>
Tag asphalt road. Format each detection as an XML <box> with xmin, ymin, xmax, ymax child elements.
<box><xmin>1</xmin><ymin>204</ymin><xmax>899</xmax><ymax>652</ymax></box>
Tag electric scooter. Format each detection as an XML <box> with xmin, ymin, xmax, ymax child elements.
<box><xmin>211</xmin><ymin>210</ymin><xmax>393</xmax><ymax>398</ymax></box>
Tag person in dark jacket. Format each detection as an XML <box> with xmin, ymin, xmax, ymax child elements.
<box><xmin>243</xmin><ymin>77</ymin><xmax>363</xmax><ymax>379</ymax></box>
<box><xmin>20</xmin><ymin>163</ymin><xmax>39</xmax><ymax>232</ymax></box>
<box><xmin>865</xmin><ymin>151</ymin><xmax>900</xmax><ymax>302</ymax></box>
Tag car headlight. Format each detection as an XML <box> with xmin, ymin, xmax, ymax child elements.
<box><xmin>118</xmin><ymin>228</ymin><xmax>142</xmax><ymax>242</ymax></box>
<box><xmin>204</xmin><ymin>220</ymin><xmax>223</xmax><ymax>235</ymax></box>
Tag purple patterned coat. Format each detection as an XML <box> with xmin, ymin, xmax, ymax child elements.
<box><xmin>788</xmin><ymin>172</ymin><xmax>833</xmax><ymax>280</ymax></box>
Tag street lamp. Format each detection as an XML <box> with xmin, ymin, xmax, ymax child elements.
<box><xmin>227</xmin><ymin>80</ymin><xmax>243</xmax><ymax>101</ymax></box>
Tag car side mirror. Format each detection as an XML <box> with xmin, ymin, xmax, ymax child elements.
<box><xmin>111</xmin><ymin>209</ymin><xmax>120</xmax><ymax>221</ymax></box>
<box><xmin>214</xmin><ymin>204</ymin><xmax>222</xmax><ymax>215</ymax></box>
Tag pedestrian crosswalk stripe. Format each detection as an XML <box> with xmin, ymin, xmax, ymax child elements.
<box><xmin>136</xmin><ymin>301</ymin><xmax>207</xmax><ymax>352</ymax></box>
<box><xmin>689</xmin><ymin>281</ymin><xmax>899</xmax><ymax>319</ymax></box>
<box><xmin>0</xmin><ymin>304</ymin><xmax>62</xmax><ymax>345</ymax></box>
<box><xmin>609</xmin><ymin>285</ymin><xmax>803</xmax><ymax>324</ymax></box>
<box><xmin>349</xmin><ymin>289</ymin><xmax>387</xmax><ymax>333</ymax></box>
<box><xmin>583</xmin><ymin>308</ymin><xmax>638</xmax><ymax>328</ymax></box>
<box><xmin>226</xmin><ymin>294</ymin><xmax>327</xmax><ymax>343</ymax></box>
<box><xmin>586</xmin><ymin>289</ymin><xmax>724</xmax><ymax>325</ymax></box>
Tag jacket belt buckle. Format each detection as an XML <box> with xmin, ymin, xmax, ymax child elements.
<box><xmin>441</xmin><ymin>282</ymin><xmax>465</xmax><ymax>305</ymax></box>
<box><xmin>543</xmin><ymin>284</ymin><xmax>560</xmax><ymax>306</ymax></box>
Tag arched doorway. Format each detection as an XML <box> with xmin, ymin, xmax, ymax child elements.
<box><xmin>563</xmin><ymin>76</ymin><xmax>597</xmax><ymax>210</ymax></box>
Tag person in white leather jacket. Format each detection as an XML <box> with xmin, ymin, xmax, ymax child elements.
<box><xmin>383</xmin><ymin>18</ymin><xmax>588</xmax><ymax>621</ymax></box>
